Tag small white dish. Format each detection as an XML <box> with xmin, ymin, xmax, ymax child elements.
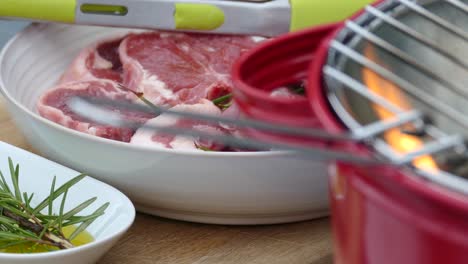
<box><xmin>0</xmin><ymin>141</ymin><xmax>135</xmax><ymax>264</ymax></box>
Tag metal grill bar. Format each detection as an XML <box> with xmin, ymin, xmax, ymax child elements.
<box><xmin>324</xmin><ymin>66</ymin><xmax>404</xmax><ymax>113</ymax></box>
<box><xmin>352</xmin><ymin>110</ymin><xmax>424</xmax><ymax>141</ymax></box>
<box><xmin>393</xmin><ymin>134</ymin><xmax>464</xmax><ymax>165</ymax></box>
<box><xmin>323</xmin><ymin>68</ymin><xmax>425</xmax><ymax>139</ymax></box>
<box><xmin>329</xmin><ymin>40</ymin><xmax>468</xmax><ymax>130</ymax></box>
<box><xmin>417</xmin><ymin>168</ymin><xmax>468</xmax><ymax>195</ymax></box>
<box><xmin>397</xmin><ymin>0</ymin><xmax>468</xmax><ymax>41</ymax></box>
<box><xmin>445</xmin><ymin>0</ymin><xmax>468</xmax><ymax>14</ymax></box>
<box><xmin>324</xmin><ymin>63</ymin><xmax>461</xmax><ymax>163</ymax></box>
<box><xmin>344</xmin><ymin>20</ymin><xmax>468</xmax><ymax>98</ymax></box>
<box><xmin>324</xmin><ymin>66</ymin><xmax>439</xmax><ymax>137</ymax></box>
<box><xmin>364</xmin><ymin>5</ymin><xmax>468</xmax><ymax>71</ymax></box>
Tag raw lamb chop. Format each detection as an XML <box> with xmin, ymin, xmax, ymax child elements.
<box><xmin>37</xmin><ymin>80</ymin><xmax>155</xmax><ymax>142</ymax></box>
<box><xmin>59</xmin><ymin>37</ymin><xmax>124</xmax><ymax>84</ymax></box>
<box><xmin>119</xmin><ymin>32</ymin><xmax>258</xmax><ymax>106</ymax></box>
<box><xmin>130</xmin><ymin>99</ymin><xmax>226</xmax><ymax>150</ymax></box>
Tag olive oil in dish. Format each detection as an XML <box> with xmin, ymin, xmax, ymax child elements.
<box><xmin>0</xmin><ymin>226</ymin><xmax>94</xmax><ymax>253</ymax></box>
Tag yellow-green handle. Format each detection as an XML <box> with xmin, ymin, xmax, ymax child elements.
<box><xmin>289</xmin><ymin>0</ymin><xmax>375</xmax><ymax>31</ymax></box>
<box><xmin>0</xmin><ymin>0</ymin><xmax>76</xmax><ymax>23</ymax></box>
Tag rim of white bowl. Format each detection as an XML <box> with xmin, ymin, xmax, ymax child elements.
<box><xmin>0</xmin><ymin>23</ymin><xmax>305</xmax><ymax>159</ymax></box>
<box><xmin>0</xmin><ymin>142</ymin><xmax>136</xmax><ymax>259</ymax></box>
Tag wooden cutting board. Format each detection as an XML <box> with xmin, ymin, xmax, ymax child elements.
<box><xmin>0</xmin><ymin>99</ymin><xmax>333</xmax><ymax>264</ymax></box>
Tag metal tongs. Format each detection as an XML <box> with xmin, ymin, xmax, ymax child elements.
<box><xmin>67</xmin><ymin>93</ymin><xmax>424</xmax><ymax>166</ymax></box>
<box><xmin>0</xmin><ymin>0</ymin><xmax>373</xmax><ymax>37</ymax></box>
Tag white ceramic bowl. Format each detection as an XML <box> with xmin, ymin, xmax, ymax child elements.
<box><xmin>0</xmin><ymin>23</ymin><xmax>329</xmax><ymax>225</ymax></box>
<box><xmin>0</xmin><ymin>141</ymin><xmax>135</xmax><ymax>264</ymax></box>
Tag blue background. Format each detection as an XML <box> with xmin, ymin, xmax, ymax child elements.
<box><xmin>0</xmin><ymin>21</ymin><xmax>27</xmax><ymax>48</ymax></box>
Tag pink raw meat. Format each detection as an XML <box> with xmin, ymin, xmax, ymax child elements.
<box><xmin>59</xmin><ymin>37</ymin><xmax>124</xmax><ymax>84</ymax></box>
<box><xmin>270</xmin><ymin>87</ymin><xmax>303</xmax><ymax>99</ymax></box>
<box><xmin>37</xmin><ymin>80</ymin><xmax>155</xmax><ymax>142</ymax></box>
<box><xmin>130</xmin><ymin>99</ymin><xmax>227</xmax><ymax>150</ymax></box>
<box><xmin>119</xmin><ymin>32</ymin><xmax>258</xmax><ymax>106</ymax></box>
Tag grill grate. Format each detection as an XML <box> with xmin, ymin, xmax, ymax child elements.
<box><xmin>324</xmin><ymin>0</ymin><xmax>468</xmax><ymax>193</ymax></box>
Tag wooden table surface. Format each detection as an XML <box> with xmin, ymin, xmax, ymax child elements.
<box><xmin>0</xmin><ymin>99</ymin><xmax>333</xmax><ymax>264</ymax></box>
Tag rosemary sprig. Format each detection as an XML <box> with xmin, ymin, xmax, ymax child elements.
<box><xmin>212</xmin><ymin>93</ymin><xmax>232</xmax><ymax>105</ymax></box>
<box><xmin>0</xmin><ymin>157</ymin><xmax>109</xmax><ymax>251</ymax></box>
<box><xmin>211</xmin><ymin>93</ymin><xmax>233</xmax><ymax>110</ymax></box>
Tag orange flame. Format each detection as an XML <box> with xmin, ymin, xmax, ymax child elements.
<box><xmin>362</xmin><ymin>47</ymin><xmax>438</xmax><ymax>171</ymax></box>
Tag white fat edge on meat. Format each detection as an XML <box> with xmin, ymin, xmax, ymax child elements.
<box><xmin>160</xmin><ymin>32</ymin><xmax>187</xmax><ymax>39</ymax></box>
<box><xmin>59</xmin><ymin>46</ymin><xmax>96</xmax><ymax>83</ymax></box>
<box><xmin>38</xmin><ymin>101</ymin><xmax>101</xmax><ymax>136</ymax></box>
<box><xmin>270</xmin><ymin>87</ymin><xmax>302</xmax><ymax>99</ymax></box>
<box><xmin>37</xmin><ymin>80</ymin><xmax>131</xmax><ymax>135</ymax></box>
<box><xmin>56</xmin><ymin>80</ymin><xmax>128</xmax><ymax>98</ymax></box>
<box><xmin>159</xmin><ymin>32</ymin><xmax>171</xmax><ymax>38</ymax></box>
<box><xmin>140</xmin><ymin>69</ymin><xmax>178</xmax><ymax>105</ymax></box>
<box><xmin>90</xmin><ymin>33</ymin><xmax>128</xmax><ymax>71</ymax></box>
<box><xmin>60</xmin><ymin>35</ymin><xmax>126</xmax><ymax>84</ymax></box>
<box><xmin>130</xmin><ymin>100</ymin><xmax>222</xmax><ymax>150</ymax></box>
<box><xmin>270</xmin><ymin>87</ymin><xmax>293</xmax><ymax>97</ymax></box>
<box><xmin>179</xmin><ymin>43</ymin><xmax>190</xmax><ymax>52</ymax></box>
<box><xmin>120</xmin><ymin>45</ymin><xmax>177</xmax><ymax>104</ymax></box>
<box><xmin>170</xmin><ymin>124</ymin><xmax>224</xmax><ymax>150</ymax></box>
<box><xmin>252</xmin><ymin>36</ymin><xmax>266</xmax><ymax>42</ymax></box>
<box><xmin>92</xmin><ymin>50</ymin><xmax>113</xmax><ymax>69</ymax></box>
<box><xmin>192</xmin><ymin>124</ymin><xmax>225</xmax><ymax>138</ymax></box>
<box><xmin>130</xmin><ymin>107</ymin><xmax>199</xmax><ymax>150</ymax></box>
<box><xmin>204</xmin><ymin>46</ymin><xmax>216</xmax><ymax>52</ymax></box>
<box><xmin>169</xmin><ymin>136</ymin><xmax>199</xmax><ymax>150</ymax></box>
<box><xmin>37</xmin><ymin>105</ymin><xmax>96</xmax><ymax>134</ymax></box>
<box><xmin>130</xmin><ymin>113</ymin><xmax>178</xmax><ymax>148</ymax></box>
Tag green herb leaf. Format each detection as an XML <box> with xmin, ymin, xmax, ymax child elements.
<box><xmin>212</xmin><ymin>93</ymin><xmax>232</xmax><ymax>105</ymax></box>
<box><xmin>0</xmin><ymin>231</ymin><xmax>33</xmax><ymax>241</ymax></box>
<box><xmin>61</xmin><ymin>197</ymin><xmax>97</xmax><ymax>221</ymax></box>
<box><xmin>1</xmin><ymin>204</ymin><xmax>30</xmax><ymax>219</ymax></box>
<box><xmin>48</xmin><ymin>176</ymin><xmax>56</xmax><ymax>216</ymax></box>
<box><xmin>58</xmin><ymin>188</ymin><xmax>68</xmax><ymax>233</ymax></box>
<box><xmin>0</xmin><ymin>170</ymin><xmax>11</xmax><ymax>194</ymax></box>
<box><xmin>38</xmin><ymin>221</ymin><xmax>50</xmax><ymax>240</ymax></box>
<box><xmin>62</xmin><ymin>212</ymin><xmax>106</xmax><ymax>227</ymax></box>
<box><xmin>24</xmin><ymin>192</ymin><xmax>34</xmax><ymax>209</ymax></box>
<box><xmin>69</xmin><ymin>202</ymin><xmax>109</xmax><ymax>241</ymax></box>
<box><xmin>33</xmin><ymin>174</ymin><xmax>87</xmax><ymax>214</ymax></box>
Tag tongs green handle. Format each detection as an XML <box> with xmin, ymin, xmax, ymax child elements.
<box><xmin>290</xmin><ymin>0</ymin><xmax>375</xmax><ymax>31</ymax></box>
<box><xmin>1</xmin><ymin>0</ymin><xmax>76</xmax><ymax>23</ymax></box>
<box><xmin>0</xmin><ymin>0</ymin><xmax>374</xmax><ymax>36</ymax></box>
